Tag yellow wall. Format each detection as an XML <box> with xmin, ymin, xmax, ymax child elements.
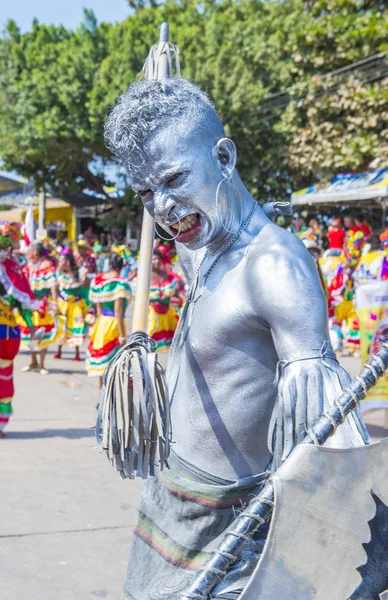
<box><xmin>31</xmin><ymin>205</ymin><xmax>73</xmax><ymax>240</ymax></box>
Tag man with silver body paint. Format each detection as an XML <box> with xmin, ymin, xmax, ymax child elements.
<box><xmin>105</xmin><ymin>79</ymin><xmax>369</xmax><ymax>600</ymax></box>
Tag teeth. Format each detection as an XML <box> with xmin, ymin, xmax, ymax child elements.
<box><xmin>169</xmin><ymin>214</ymin><xmax>198</xmax><ymax>234</ymax></box>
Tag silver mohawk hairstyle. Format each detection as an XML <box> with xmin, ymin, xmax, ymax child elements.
<box><xmin>104</xmin><ymin>79</ymin><xmax>224</xmax><ymax>173</ymax></box>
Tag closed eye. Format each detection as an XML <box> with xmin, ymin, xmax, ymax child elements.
<box><xmin>137</xmin><ymin>189</ymin><xmax>153</xmax><ymax>200</ymax></box>
<box><xmin>167</xmin><ymin>172</ymin><xmax>186</xmax><ymax>187</ymax></box>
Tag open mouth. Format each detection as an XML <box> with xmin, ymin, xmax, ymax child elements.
<box><xmin>169</xmin><ymin>213</ymin><xmax>201</xmax><ymax>242</ymax></box>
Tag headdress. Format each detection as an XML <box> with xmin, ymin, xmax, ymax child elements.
<box><xmin>38</xmin><ymin>236</ymin><xmax>56</xmax><ymax>258</ymax></box>
<box><xmin>298</xmin><ymin>228</ymin><xmax>322</xmax><ymax>250</ymax></box>
<box><xmin>156</xmin><ymin>242</ymin><xmax>173</xmax><ymax>265</ymax></box>
<box><xmin>112</xmin><ymin>245</ymin><xmax>133</xmax><ymax>266</ymax></box>
<box><xmin>380</xmin><ymin>230</ymin><xmax>388</xmax><ymax>249</ymax></box>
<box><xmin>0</xmin><ymin>221</ymin><xmax>22</xmax><ymax>246</ymax></box>
<box><xmin>77</xmin><ymin>239</ymin><xmax>92</xmax><ymax>249</ymax></box>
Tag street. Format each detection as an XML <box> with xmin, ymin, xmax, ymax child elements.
<box><xmin>1</xmin><ymin>348</ymin><xmax>387</xmax><ymax>599</ymax></box>
<box><xmin>1</xmin><ymin>346</ymin><xmax>142</xmax><ymax>600</ymax></box>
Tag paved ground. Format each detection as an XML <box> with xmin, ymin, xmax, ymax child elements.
<box><xmin>1</xmin><ymin>348</ymin><xmax>387</xmax><ymax>600</ymax></box>
<box><xmin>1</xmin><ymin>346</ymin><xmax>142</xmax><ymax>600</ymax></box>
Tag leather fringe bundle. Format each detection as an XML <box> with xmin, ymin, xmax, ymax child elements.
<box><xmin>96</xmin><ymin>331</ymin><xmax>171</xmax><ymax>479</ymax></box>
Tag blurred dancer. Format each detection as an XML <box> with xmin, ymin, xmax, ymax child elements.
<box><xmin>86</xmin><ymin>252</ymin><xmax>132</xmax><ymax>387</ymax></box>
<box><xmin>75</xmin><ymin>240</ymin><xmax>96</xmax><ymax>283</ymax></box>
<box><xmin>16</xmin><ymin>243</ymin><xmax>64</xmax><ymax>375</ymax></box>
<box><xmin>0</xmin><ymin>224</ymin><xmax>41</xmax><ymax>436</ymax></box>
<box><xmin>55</xmin><ymin>249</ymin><xmax>90</xmax><ymax>361</ymax></box>
<box><xmin>147</xmin><ymin>250</ymin><xmax>183</xmax><ymax>351</ymax></box>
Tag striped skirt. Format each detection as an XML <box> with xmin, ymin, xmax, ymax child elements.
<box><xmin>58</xmin><ymin>294</ymin><xmax>89</xmax><ymax>346</ymax></box>
<box><xmin>123</xmin><ymin>452</ymin><xmax>269</xmax><ymax>599</ymax></box>
<box><xmin>0</xmin><ymin>303</ymin><xmax>21</xmax><ymax>432</ymax></box>
<box><xmin>86</xmin><ymin>312</ymin><xmax>125</xmax><ymax>377</ymax></box>
<box><xmin>15</xmin><ymin>304</ymin><xmax>65</xmax><ymax>351</ymax></box>
<box><xmin>147</xmin><ymin>304</ymin><xmax>179</xmax><ymax>352</ymax></box>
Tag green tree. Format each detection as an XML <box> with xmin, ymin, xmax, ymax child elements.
<box><xmin>1</xmin><ymin>0</ymin><xmax>387</xmax><ymax>218</ymax></box>
<box><xmin>276</xmin><ymin>0</ymin><xmax>388</xmax><ymax>182</ymax></box>
<box><xmin>0</xmin><ymin>11</ymin><xmax>126</xmax><ymax>211</ymax></box>
<box><xmin>93</xmin><ymin>0</ymin><xmax>300</xmax><ymax>200</ymax></box>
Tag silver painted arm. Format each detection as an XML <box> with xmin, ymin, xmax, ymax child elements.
<box><xmin>268</xmin><ymin>345</ymin><xmax>370</xmax><ymax>471</ymax></box>
<box><xmin>251</xmin><ymin>230</ymin><xmax>369</xmax><ymax>471</ymax></box>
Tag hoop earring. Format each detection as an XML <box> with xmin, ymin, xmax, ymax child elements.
<box><xmin>154</xmin><ymin>213</ymin><xmax>182</xmax><ymax>241</ymax></box>
<box><xmin>215</xmin><ymin>176</ymin><xmax>243</xmax><ymax>234</ymax></box>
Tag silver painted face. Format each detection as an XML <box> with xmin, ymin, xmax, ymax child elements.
<box><xmin>130</xmin><ymin>122</ymin><xmax>233</xmax><ymax>251</ymax></box>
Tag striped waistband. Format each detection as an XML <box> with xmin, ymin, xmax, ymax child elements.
<box><xmin>160</xmin><ymin>451</ymin><xmax>269</xmax><ymax>509</ymax></box>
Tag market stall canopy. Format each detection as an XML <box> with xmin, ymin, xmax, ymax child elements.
<box><xmin>67</xmin><ymin>186</ymin><xmax>124</xmax><ymax>208</ymax></box>
<box><xmin>0</xmin><ymin>171</ymin><xmax>29</xmax><ymax>197</ymax></box>
<box><xmin>292</xmin><ymin>168</ymin><xmax>388</xmax><ymax>207</ymax></box>
<box><xmin>0</xmin><ymin>196</ymin><xmax>73</xmax><ymax>237</ymax></box>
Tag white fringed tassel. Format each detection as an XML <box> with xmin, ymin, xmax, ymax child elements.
<box><xmin>97</xmin><ymin>331</ymin><xmax>171</xmax><ymax>479</ymax></box>
<box><xmin>141</xmin><ymin>41</ymin><xmax>181</xmax><ymax>81</ymax></box>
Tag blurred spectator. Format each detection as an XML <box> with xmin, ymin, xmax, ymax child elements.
<box><xmin>99</xmin><ymin>233</ymin><xmax>107</xmax><ymax>248</ymax></box>
<box><xmin>355</xmin><ymin>214</ymin><xmax>372</xmax><ymax>239</ymax></box>
<box><xmin>293</xmin><ymin>213</ymin><xmax>307</xmax><ymax>233</ymax></box>
<box><xmin>120</xmin><ymin>253</ymin><xmax>137</xmax><ymax>281</ymax></box>
<box><xmin>343</xmin><ymin>214</ymin><xmax>354</xmax><ymax>231</ymax></box>
<box><xmin>84</xmin><ymin>226</ymin><xmax>94</xmax><ymax>244</ymax></box>
<box><xmin>309</xmin><ymin>217</ymin><xmax>324</xmax><ymax>239</ymax></box>
<box><xmin>75</xmin><ymin>241</ymin><xmax>96</xmax><ymax>282</ymax></box>
<box><xmin>327</xmin><ymin>217</ymin><xmax>346</xmax><ymax>250</ymax></box>
<box><xmin>93</xmin><ymin>243</ymin><xmax>105</xmax><ymax>274</ymax></box>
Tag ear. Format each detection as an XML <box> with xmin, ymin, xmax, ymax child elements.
<box><xmin>213</xmin><ymin>137</ymin><xmax>237</xmax><ymax>180</ymax></box>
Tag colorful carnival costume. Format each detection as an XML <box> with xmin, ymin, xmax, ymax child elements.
<box><xmin>0</xmin><ymin>292</ymin><xmax>21</xmax><ymax>434</ymax></box>
<box><xmin>0</xmin><ymin>223</ymin><xmax>42</xmax><ymax>433</ymax></box>
<box><xmin>57</xmin><ymin>271</ymin><xmax>90</xmax><ymax>346</ymax></box>
<box><xmin>321</xmin><ymin>230</ymin><xmax>365</xmax><ymax>353</ymax></box>
<box><xmin>16</xmin><ymin>259</ymin><xmax>65</xmax><ymax>350</ymax></box>
<box><xmin>378</xmin><ymin>230</ymin><xmax>388</xmax><ymax>280</ymax></box>
<box><xmin>148</xmin><ymin>273</ymin><xmax>180</xmax><ymax>351</ymax></box>
<box><xmin>353</xmin><ymin>250</ymin><xmax>386</xmax><ymax>285</ymax></box>
<box><xmin>86</xmin><ymin>274</ymin><xmax>132</xmax><ymax>376</ymax></box>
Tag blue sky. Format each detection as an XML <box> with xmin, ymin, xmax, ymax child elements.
<box><xmin>0</xmin><ymin>0</ymin><xmax>131</xmax><ymax>33</ymax></box>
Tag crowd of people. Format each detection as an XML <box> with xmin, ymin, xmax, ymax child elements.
<box><xmin>295</xmin><ymin>211</ymin><xmax>388</xmax><ymax>356</ymax></box>
<box><xmin>0</xmin><ymin>222</ymin><xmax>186</xmax><ymax>437</ymax></box>
<box><xmin>2</xmin><ymin>210</ymin><xmax>386</xmax><ymax>438</ymax></box>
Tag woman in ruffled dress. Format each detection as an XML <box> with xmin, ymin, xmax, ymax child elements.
<box><xmin>86</xmin><ymin>252</ymin><xmax>132</xmax><ymax>386</ymax></box>
<box><xmin>0</xmin><ymin>223</ymin><xmax>41</xmax><ymax>436</ymax></box>
<box><xmin>55</xmin><ymin>249</ymin><xmax>90</xmax><ymax>361</ymax></box>
<box><xmin>16</xmin><ymin>242</ymin><xmax>64</xmax><ymax>375</ymax></box>
<box><xmin>147</xmin><ymin>250</ymin><xmax>184</xmax><ymax>351</ymax></box>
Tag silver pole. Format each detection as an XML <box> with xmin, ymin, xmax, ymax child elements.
<box><xmin>38</xmin><ymin>190</ymin><xmax>46</xmax><ymax>230</ymax></box>
<box><xmin>131</xmin><ymin>22</ymin><xmax>171</xmax><ymax>334</ymax></box>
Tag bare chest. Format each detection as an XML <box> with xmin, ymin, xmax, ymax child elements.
<box><xmin>177</xmin><ymin>263</ymin><xmax>273</xmax><ymax>367</ymax></box>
